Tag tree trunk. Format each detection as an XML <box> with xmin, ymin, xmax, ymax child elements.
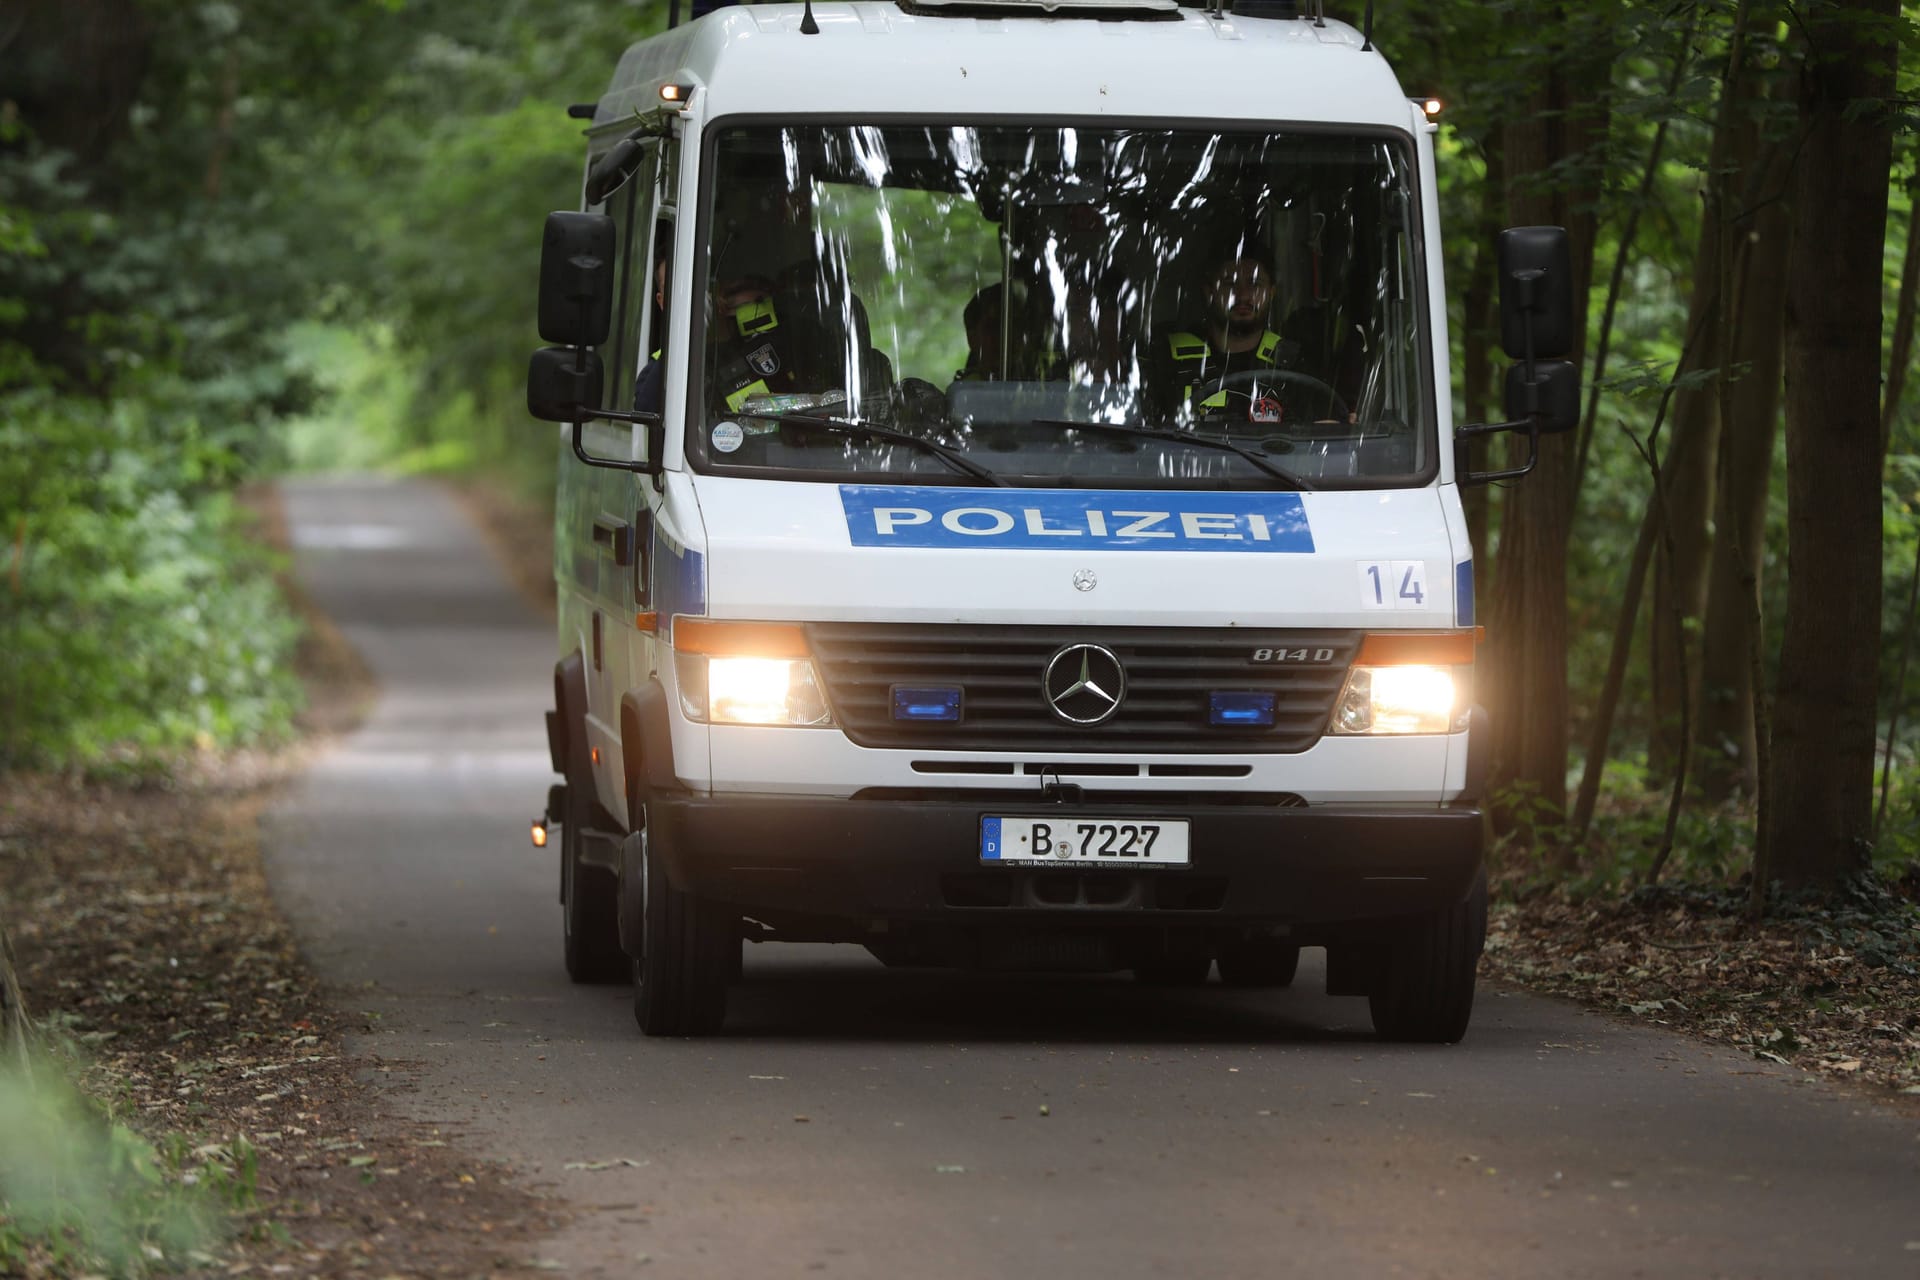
<box><xmin>1570</xmin><ymin>305</ymin><xmax>1715</xmax><ymax>842</ymax></box>
<box><xmin>1766</xmin><ymin>0</ymin><xmax>1899</xmax><ymax>893</ymax></box>
<box><xmin>1646</xmin><ymin>382</ymin><xmax>1721</xmax><ymax>782</ymax></box>
<box><xmin>1484</xmin><ymin>8</ymin><xmax>1610</xmax><ymax>835</ymax></box>
<box><xmin>1695</xmin><ymin>72</ymin><xmax>1796</xmax><ymax>802</ymax></box>
<box><xmin>1883</xmin><ymin>190</ymin><xmax>1920</xmax><ymax>451</ymax></box>
<box><xmin>1</xmin><ymin>918</ymin><xmax>30</xmax><ymax>1072</ymax></box>
<box><xmin>1644</xmin><ymin>12</ymin><xmax>1754</xmax><ymax>784</ymax></box>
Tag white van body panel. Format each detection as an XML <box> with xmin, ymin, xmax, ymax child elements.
<box><xmin>600</xmin><ymin>7</ymin><xmax>1414</xmax><ymax>136</ymax></box>
<box><xmin>688</xmin><ymin>475</ymin><xmax>1462</xmax><ymax>630</ymax></box>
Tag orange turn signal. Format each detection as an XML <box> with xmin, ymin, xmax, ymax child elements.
<box><xmin>671</xmin><ymin>618</ymin><xmax>810</xmax><ymax>658</ymax></box>
<box><xmin>1355</xmin><ymin>630</ymin><xmax>1479</xmax><ymax>667</ymax></box>
<box><xmin>531</xmin><ymin>820</ymin><xmax>549</xmax><ymax>849</ymax></box>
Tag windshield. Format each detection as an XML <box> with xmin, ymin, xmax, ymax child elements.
<box><xmin>691</xmin><ymin>122</ymin><xmax>1431</xmax><ymax>489</ymax></box>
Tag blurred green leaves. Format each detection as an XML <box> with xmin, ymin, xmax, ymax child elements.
<box><xmin>0</xmin><ymin>1051</ymin><xmax>254</xmax><ymax>1274</ymax></box>
<box><xmin>0</xmin><ymin>366</ymin><xmax>302</xmax><ymax>770</ymax></box>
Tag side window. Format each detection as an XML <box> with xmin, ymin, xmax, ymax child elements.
<box><xmin>606</xmin><ymin>145</ymin><xmax>659</xmax><ymax>411</ymax></box>
<box><xmin>589</xmin><ymin>179</ymin><xmax>631</xmax><ymax>402</ymax></box>
<box><xmin>634</xmin><ymin>217</ymin><xmax>674</xmax><ymax>413</ymax></box>
<box><xmin>633</xmin><ymin>136</ymin><xmax>679</xmax><ymax>415</ymax></box>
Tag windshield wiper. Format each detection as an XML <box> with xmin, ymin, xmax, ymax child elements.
<box><xmin>743</xmin><ymin>411</ymin><xmax>1008</xmax><ymax>487</ymax></box>
<box><xmin>1030</xmin><ymin>419</ymin><xmax>1315</xmax><ymax>491</ymax></box>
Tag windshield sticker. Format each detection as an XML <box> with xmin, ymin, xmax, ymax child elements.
<box><xmin>839</xmin><ymin>487</ymin><xmax>1313</xmax><ymax>553</ymax></box>
<box><xmin>711</xmin><ymin>421</ymin><xmax>745</xmax><ymax>453</ymax></box>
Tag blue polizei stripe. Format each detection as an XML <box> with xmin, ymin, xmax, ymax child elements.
<box><xmin>1455</xmin><ymin>560</ymin><xmax>1475</xmax><ymax>628</ymax></box>
<box><xmin>654</xmin><ymin>530</ymin><xmax>706</xmax><ymax>640</ymax></box>
<box><xmin>840</xmin><ymin>486</ymin><xmax>1314</xmax><ymax>553</ymax></box>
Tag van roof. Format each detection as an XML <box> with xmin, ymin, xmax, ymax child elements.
<box><xmin>593</xmin><ymin>4</ymin><xmax>1415</xmax><ymax>135</ymax></box>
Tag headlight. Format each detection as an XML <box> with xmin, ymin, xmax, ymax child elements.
<box><xmin>671</xmin><ymin>619</ymin><xmax>833</xmax><ymax>727</ymax></box>
<box><xmin>1331</xmin><ymin>631</ymin><xmax>1479</xmax><ymax>736</ymax></box>
<box><xmin>1332</xmin><ymin>664</ymin><xmax>1471</xmax><ymax>735</ymax></box>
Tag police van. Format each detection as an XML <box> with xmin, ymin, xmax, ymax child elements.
<box><xmin>525</xmin><ymin>0</ymin><xmax>1578</xmax><ymax>1040</ymax></box>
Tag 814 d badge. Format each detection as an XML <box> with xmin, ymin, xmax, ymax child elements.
<box><xmin>1250</xmin><ymin>646</ymin><xmax>1337</xmax><ymax>664</ymax></box>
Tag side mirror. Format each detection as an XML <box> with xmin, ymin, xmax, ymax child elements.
<box><xmin>537</xmin><ymin>212</ymin><xmax>616</xmax><ymax>347</ymax></box>
<box><xmin>1504</xmin><ymin>359</ymin><xmax>1580</xmax><ymax>435</ymax></box>
<box><xmin>585</xmin><ymin>137</ymin><xmax>644</xmax><ymax>207</ymax></box>
<box><xmin>528</xmin><ymin>346</ymin><xmax>605</xmax><ymax>423</ymax></box>
<box><xmin>1498</xmin><ymin>226</ymin><xmax>1574</xmax><ymax>360</ymax></box>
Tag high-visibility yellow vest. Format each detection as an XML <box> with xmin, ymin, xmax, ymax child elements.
<box><xmin>1168</xmin><ymin>329</ymin><xmax>1282</xmax><ymax>409</ymax></box>
<box><xmin>717</xmin><ymin>298</ymin><xmax>785</xmax><ymax>411</ymax></box>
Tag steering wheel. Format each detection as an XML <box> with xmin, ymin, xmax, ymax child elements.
<box><xmin>1191</xmin><ymin>368</ymin><xmax>1352</xmax><ymax>428</ymax></box>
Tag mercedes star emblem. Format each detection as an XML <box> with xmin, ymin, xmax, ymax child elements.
<box><xmin>1043</xmin><ymin>644</ymin><xmax>1127</xmax><ymax>725</ymax></box>
<box><xmin>1073</xmin><ymin>569</ymin><xmax>1097</xmax><ymax>593</ymax></box>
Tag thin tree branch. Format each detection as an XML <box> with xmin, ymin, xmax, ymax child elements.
<box><xmin>1574</xmin><ymin>11</ymin><xmax>1699</xmax><ymax>493</ymax></box>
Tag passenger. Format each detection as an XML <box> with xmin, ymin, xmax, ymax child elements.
<box><xmin>633</xmin><ymin>229</ymin><xmax>673</xmax><ymax>415</ymax></box>
<box><xmin>955</xmin><ymin>282</ymin><xmax>1006</xmax><ymax>382</ymax></box>
<box><xmin>1158</xmin><ymin>247</ymin><xmax>1309</xmax><ymax>426</ymax></box>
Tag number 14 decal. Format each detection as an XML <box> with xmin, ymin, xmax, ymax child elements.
<box><xmin>1358</xmin><ymin>560</ymin><xmax>1430</xmax><ymax>610</ymax></box>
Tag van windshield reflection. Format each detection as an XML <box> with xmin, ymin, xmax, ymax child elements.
<box><xmin>694</xmin><ymin>123</ymin><xmax>1430</xmax><ymax>488</ymax></box>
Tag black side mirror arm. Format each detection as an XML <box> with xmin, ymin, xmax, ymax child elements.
<box><xmin>1454</xmin><ymin>419</ymin><xmax>1541</xmax><ymax>488</ymax></box>
<box><xmin>570</xmin><ymin>411</ymin><xmax>666</xmax><ymax>483</ymax></box>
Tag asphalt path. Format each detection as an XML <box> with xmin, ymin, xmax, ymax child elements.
<box><xmin>265</xmin><ymin>476</ymin><xmax>1920</xmax><ymax>1279</ymax></box>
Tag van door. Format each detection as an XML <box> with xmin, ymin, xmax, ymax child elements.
<box><xmin>563</xmin><ymin>129</ymin><xmax>679</xmax><ymax>828</ymax></box>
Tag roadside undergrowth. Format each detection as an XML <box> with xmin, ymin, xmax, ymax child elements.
<box><xmin>1484</xmin><ymin>783</ymin><xmax>1920</xmax><ymax>1098</ymax></box>
<box><xmin>0</xmin><ymin>483</ymin><xmax>554</xmax><ymax>1277</ymax></box>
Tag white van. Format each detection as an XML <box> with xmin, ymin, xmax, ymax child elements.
<box><xmin>526</xmin><ymin>0</ymin><xmax>1578</xmax><ymax>1040</ymax></box>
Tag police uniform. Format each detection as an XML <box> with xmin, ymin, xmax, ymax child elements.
<box><xmin>1163</xmin><ymin>327</ymin><xmax>1302</xmax><ymax>424</ymax></box>
<box><xmin>710</xmin><ymin>295</ymin><xmax>804</xmax><ymax>412</ymax></box>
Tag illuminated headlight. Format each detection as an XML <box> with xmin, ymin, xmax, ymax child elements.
<box><xmin>675</xmin><ymin>652</ymin><xmax>832</xmax><ymax>727</ymax></box>
<box><xmin>1332</xmin><ymin>665</ymin><xmax>1471</xmax><ymax>735</ymax></box>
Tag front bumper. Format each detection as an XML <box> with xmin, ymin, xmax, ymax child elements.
<box><xmin>648</xmin><ymin>792</ymin><xmax>1482</xmax><ymax>936</ymax></box>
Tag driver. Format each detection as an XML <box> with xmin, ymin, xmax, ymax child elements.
<box><xmin>708</xmin><ymin>275</ymin><xmax>803</xmax><ymax>413</ymax></box>
<box><xmin>1157</xmin><ymin>247</ymin><xmax>1308</xmax><ymax>427</ymax></box>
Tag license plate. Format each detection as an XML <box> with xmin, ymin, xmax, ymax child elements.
<box><xmin>980</xmin><ymin>816</ymin><xmax>1190</xmax><ymax>867</ymax></box>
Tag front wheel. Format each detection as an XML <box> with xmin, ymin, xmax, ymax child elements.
<box><xmin>631</xmin><ymin>824</ymin><xmax>735</xmax><ymax>1036</ymax></box>
<box><xmin>1367</xmin><ymin>872</ymin><xmax>1487</xmax><ymax>1044</ymax></box>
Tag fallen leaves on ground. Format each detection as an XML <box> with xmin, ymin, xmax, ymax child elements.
<box><xmin>0</xmin><ymin>772</ymin><xmax>561</xmax><ymax>1277</ymax></box>
<box><xmin>1484</xmin><ymin>870</ymin><xmax>1920</xmax><ymax>1097</ymax></box>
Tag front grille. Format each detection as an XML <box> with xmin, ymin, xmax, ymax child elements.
<box><xmin>807</xmin><ymin>623</ymin><xmax>1360</xmax><ymax>753</ymax></box>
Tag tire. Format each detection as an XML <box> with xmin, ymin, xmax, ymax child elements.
<box><xmin>631</xmin><ymin>822</ymin><xmax>734</xmax><ymax>1036</ymax></box>
<box><xmin>561</xmin><ymin>782</ymin><xmax>627</xmax><ymax>985</ymax></box>
<box><xmin>1216</xmin><ymin>939</ymin><xmax>1300</xmax><ymax>988</ymax></box>
<box><xmin>1133</xmin><ymin>952</ymin><xmax>1214</xmax><ymax>985</ymax></box>
<box><xmin>1367</xmin><ymin>872</ymin><xmax>1487</xmax><ymax>1044</ymax></box>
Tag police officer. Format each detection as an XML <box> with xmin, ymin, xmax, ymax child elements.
<box><xmin>1160</xmin><ymin>248</ymin><xmax>1307</xmax><ymax>427</ymax></box>
<box><xmin>707</xmin><ymin>275</ymin><xmax>807</xmax><ymax>413</ymax></box>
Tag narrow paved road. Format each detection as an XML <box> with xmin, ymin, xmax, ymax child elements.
<box><xmin>266</xmin><ymin>476</ymin><xmax>1920</xmax><ymax>1279</ymax></box>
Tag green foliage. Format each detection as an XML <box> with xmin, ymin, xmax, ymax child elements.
<box><xmin>0</xmin><ymin>370</ymin><xmax>302</xmax><ymax>770</ymax></box>
<box><xmin>0</xmin><ymin>1050</ymin><xmax>256</xmax><ymax>1275</ymax></box>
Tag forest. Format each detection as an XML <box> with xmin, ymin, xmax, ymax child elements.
<box><xmin>2</xmin><ymin>0</ymin><xmax>1918</xmax><ymax>1269</ymax></box>
<box><xmin>6</xmin><ymin>0</ymin><xmax>1914</xmax><ymax>895</ymax></box>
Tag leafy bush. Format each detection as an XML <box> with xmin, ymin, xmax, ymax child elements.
<box><xmin>0</xmin><ymin>372</ymin><xmax>301</xmax><ymax>771</ymax></box>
